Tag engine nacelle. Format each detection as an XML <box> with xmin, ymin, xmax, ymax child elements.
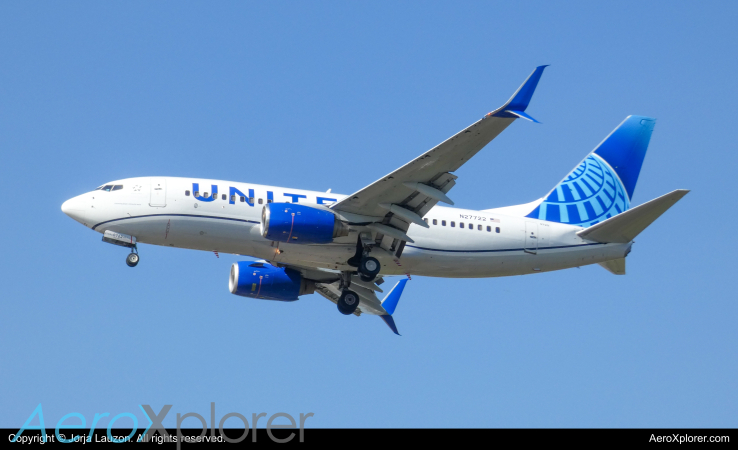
<box><xmin>229</xmin><ymin>261</ymin><xmax>315</xmax><ymax>301</ymax></box>
<box><xmin>261</xmin><ymin>203</ymin><xmax>348</xmax><ymax>244</ymax></box>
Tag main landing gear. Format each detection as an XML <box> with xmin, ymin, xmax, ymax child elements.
<box><xmin>337</xmin><ymin>271</ymin><xmax>359</xmax><ymax>315</ymax></box>
<box><xmin>126</xmin><ymin>246</ymin><xmax>139</xmax><ymax>267</ymax></box>
<box><xmin>337</xmin><ymin>289</ymin><xmax>360</xmax><ymax>315</ymax></box>
<box><xmin>347</xmin><ymin>234</ymin><xmax>381</xmax><ymax>282</ymax></box>
<box><xmin>358</xmin><ymin>256</ymin><xmax>380</xmax><ymax>282</ymax></box>
<box><xmin>336</xmin><ymin>234</ymin><xmax>383</xmax><ymax>314</ymax></box>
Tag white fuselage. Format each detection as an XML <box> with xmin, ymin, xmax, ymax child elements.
<box><xmin>61</xmin><ymin>177</ymin><xmax>630</xmax><ymax>277</ymax></box>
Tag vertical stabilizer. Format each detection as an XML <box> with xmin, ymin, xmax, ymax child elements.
<box><xmin>526</xmin><ymin>116</ymin><xmax>656</xmax><ymax>227</ymax></box>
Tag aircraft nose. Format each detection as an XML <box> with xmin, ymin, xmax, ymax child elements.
<box><xmin>61</xmin><ymin>199</ymin><xmax>72</xmax><ymax>215</ymax></box>
<box><xmin>61</xmin><ymin>195</ymin><xmax>88</xmax><ymax>225</ymax></box>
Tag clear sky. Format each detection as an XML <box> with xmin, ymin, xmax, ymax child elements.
<box><xmin>1</xmin><ymin>1</ymin><xmax>736</xmax><ymax>428</ymax></box>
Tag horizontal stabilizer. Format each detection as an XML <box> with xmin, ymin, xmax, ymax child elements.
<box><xmin>598</xmin><ymin>258</ymin><xmax>626</xmax><ymax>275</ymax></box>
<box><xmin>578</xmin><ymin>189</ymin><xmax>689</xmax><ymax>243</ymax></box>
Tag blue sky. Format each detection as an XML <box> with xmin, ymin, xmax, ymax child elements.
<box><xmin>1</xmin><ymin>1</ymin><xmax>736</xmax><ymax>428</ymax></box>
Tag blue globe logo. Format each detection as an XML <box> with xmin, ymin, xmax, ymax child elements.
<box><xmin>527</xmin><ymin>153</ymin><xmax>629</xmax><ymax>227</ymax></box>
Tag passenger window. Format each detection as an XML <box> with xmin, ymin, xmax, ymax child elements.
<box><xmin>442</xmin><ymin>220</ymin><xmax>446</xmax><ymax>226</ymax></box>
<box><xmin>204</xmin><ymin>192</ymin><xmax>209</xmax><ymax>197</ymax></box>
<box><xmin>249</xmin><ymin>197</ymin><xmax>254</xmax><ymax>203</ymax></box>
<box><xmin>460</xmin><ymin>222</ymin><xmax>464</xmax><ymax>228</ymax></box>
<box><xmin>478</xmin><ymin>224</ymin><xmax>482</xmax><ymax>231</ymax></box>
<box><xmin>267</xmin><ymin>199</ymin><xmax>272</xmax><ymax>203</ymax></box>
<box><xmin>222</xmin><ymin>194</ymin><xmax>226</xmax><ymax>200</ymax></box>
<box><xmin>258</xmin><ymin>198</ymin><xmax>263</xmax><ymax>204</ymax></box>
<box><xmin>433</xmin><ymin>219</ymin><xmax>437</xmax><ymax>225</ymax></box>
<box><xmin>194</xmin><ymin>191</ymin><xmax>199</xmax><ymax>197</ymax></box>
<box><xmin>496</xmin><ymin>227</ymin><xmax>500</xmax><ymax>233</ymax></box>
<box><xmin>230</xmin><ymin>195</ymin><xmax>236</xmax><ymax>202</ymax></box>
<box><xmin>451</xmin><ymin>221</ymin><xmax>455</xmax><ymax>227</ymax></box>
<box><xmin>240</xmin><ymin>196</ymin><xmax>245</xmax><ymax>202</ymax></box>
<box><xmin>112</xmin><ymin>185</ymin><xmax>123</xmax><ymax>191</ymax></box>
<box><xmin>424</xmin><ymin>218</ymin><xmax>428</xmax><ymax>224</ymax></box>
<box><xmin>487</xmin><ymin>226</ymin><xmax>491</xmax><ymax>232</ymax></box>
<box><xmin>185</xmin><ymin>190</ymin><xmax>190</xmax><ymax>196</ymax></box>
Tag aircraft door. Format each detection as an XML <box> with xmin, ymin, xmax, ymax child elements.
<box><xmin>538</xmin><ymin>223</ymin><xmax>550</xmax><ymax>250</ymax></box>
<box><xmin>524</xmin><ymin>222</ymin><xmax>538</xmax><ymax>254</ymax></box>
<box><xmin>150</xmin><ymin>178</ymin><xmax>167</xmax><ymax>207</ymax></box>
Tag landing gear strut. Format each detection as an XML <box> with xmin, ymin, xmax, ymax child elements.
<box><xmin>348</xmin><ymin>234</ymin><xmax>381</xmax><ymax>282</ymax></box>
<box><xmin>126</xmin><ymin>246</ymin><xmax>139</xmax><ymax>267</ymax></box>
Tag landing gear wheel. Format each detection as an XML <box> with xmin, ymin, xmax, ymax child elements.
<box><xmin>358</xmin><ymin>256</ymin><xmax>380</xmax><ymax>282</ymax></box>
<box><xmin>126</xmin><ymin>252</ymin><xmax>139</xmax><ymax>267</ymax></box>
<box><xmin>337</xmin><ymin>290</ymin><xmax>360</xmax><ymax>315</ymax></box>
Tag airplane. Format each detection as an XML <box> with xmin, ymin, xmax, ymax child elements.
<box><xmin>61</xmin><ymin>66</ymin><xmax>688</xmax><ymax>335</ymax></box>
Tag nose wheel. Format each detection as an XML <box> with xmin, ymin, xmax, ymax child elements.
<box><xmin>126</xmin><ymin>248</ymin><xmax>139</xmax><ymax>267</ymax></box>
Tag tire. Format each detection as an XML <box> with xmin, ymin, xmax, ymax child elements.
<box><xmin>359</xmin><ymin>256</ymin><xmax>380</xmax><ymax>277</ymax></box>
<box><xmin>337</xmin><ymin>290</ymin><xmax>360</xmax><ymax>315</ymax></box>
<box><xmin>359</xmin><ymin>273</ymin><xmax>376</xmax><ymax>282</ymax></box>
<box><xmin>126</xmin><ymin>253</ymin><xmax>139</xmax><ymax>267</ymax></box>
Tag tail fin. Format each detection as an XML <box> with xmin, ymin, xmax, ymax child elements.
<box><xmin>526</xmin><ymin>116</ymin><xmax>656</xmax><ymax>227</ymax></box>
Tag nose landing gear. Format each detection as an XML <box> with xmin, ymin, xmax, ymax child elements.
<box><xmin>101</xmin><ymin>231</ymin><xmax>140</xmax><ymax>267</ymax></box>
<box><xmin>125</xmin><ymin>247</ymin><xmax>139</xmax><ymax>267</ymax></box>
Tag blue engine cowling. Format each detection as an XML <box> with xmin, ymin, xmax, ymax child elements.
<box><xmin>261</xmin><ymin>203</ymin><xmax>348</xmax><ymax>244</ymax></box>
<box><xmin>229</xmin><ymin>261</ymin><xmax>315</xmax><ymax>301</ymax></box>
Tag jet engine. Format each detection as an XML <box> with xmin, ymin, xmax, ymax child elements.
<box><xmin>229</xmin><ymin>261</ymin><xmax>315</xmax><ymax>301</ymax></box>
<box><xmin>260</xmin><ymin>203</ymin><xmax>349</xmax><ymax>244</ymax></box>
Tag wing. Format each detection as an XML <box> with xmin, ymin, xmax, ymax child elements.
<box><xmin>314</xmin><ymin>281</ymin><xmax>387</xmax><ymax>316</ymax></box>
<box><xmin>255</xmin><ymin>260</ymin><xmax>406</xmax><ymax>333</ymax></box>
<box><xmin>276</xmin><ymin>262</ymin><xmax>388</xmax><ymax>315</ymax></box>
<box><xmin>331</xmin><ymin>66</ymin><xmax>548</xmax><ymax>253</ymax></box>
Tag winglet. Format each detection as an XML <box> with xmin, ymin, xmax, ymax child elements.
<box><xmin>380</xmin><ymin>315</ymin><xmax>400</xmax><ymax>335</ymax></box>
<box><xmin>491</xmin><ymin>65</ymin><xmax>548</xmax><ymax>122</ymax></box>
<box><xmin>378</xmin><ymin>279</ymin><xmax>408</xmax><ymax>335</ymax></box>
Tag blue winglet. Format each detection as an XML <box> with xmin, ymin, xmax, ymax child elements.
<box><xmin>492</xmin><ymin>65</ymin><xmax>548</xmax><ymax>121</ymax></box>
<box><xmin>378</xmin><ymin>279</ymin><xmax>408</xmax><ymax>335</ymax></box>
<box><xmin>380</xmin><ymin>315</ymin><xmax>400</xmax><ymax>335</ymax></box>
<box><xmin>381</xmin><ymin>279</ymin><xmax>408</xmax><ymax>315</ymax></box>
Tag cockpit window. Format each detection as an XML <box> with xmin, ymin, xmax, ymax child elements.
<box><xmin>102</xmin><ymin>185</ymin><xmax>113</xmax><ymax>192</ymax></box>
<box><xmin>112</xmin><ymin>185</ymin><xmax>123</xmax><ymax>191</ymax></box>
<box><xmin>95</xmin><ymin>186</ymin><xmax>104</xmax><ymax>190</ymax></box>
